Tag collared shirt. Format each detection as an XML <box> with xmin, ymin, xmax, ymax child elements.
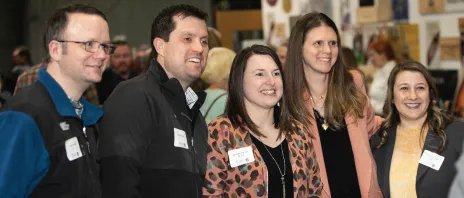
<box><xmin>14</xmin><ymin>63</ymin><xmax>100</xmax><ymax>106</ymax></box>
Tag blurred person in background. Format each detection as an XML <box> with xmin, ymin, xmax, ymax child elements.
<box><xmin>368</xmin><ymin>38</ymin><xmax>398</xmax><ymax>116</ymax></box>
<box><xmin>190</xmin><ymin>27</ymin><xmax>223</xmax><ymax>92</ymax></box>
<box><xmin>276</xmin><ymin>41</ymin><xmax>288</xmax><ymax>67</ymax></box>
<box><xmin>96</xmin><ymin>40</ymin><xmax>137</xmax><ymax>104</ymax></box>
<box><xmin>200</xmin><ymin>47</ymin><xmax>235</xmax><ymax>124</ymax></box>
<box><xmin>343</xmin><ymin>46</ymin><xmax>368</xmax><ymax>93</ymax></box>
<box><xmin>2</xmin><ymin>46</ymin><xmax>33</xmax><ymax>95</ymax></box>
<box><xmin>371</xmin><ymin>61</ymin><xmax>464</xmax><ymax>198</ymax></box>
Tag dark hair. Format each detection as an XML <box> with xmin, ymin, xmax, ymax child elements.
<box><xmin>283</xmin><ymin>12</ymin><xmax>367</xmax><ymax>133</ymax></box>
<box><xmin>342</xmin><ymin>46</ymin><xmax>358</xmax><ymax>69</ymax></box>
<box><xmin>226</xmin><ymin>45</ymin><xmax>292</xmax><ymax>138</ymax></box>
<box><xmin>150</xmin><ymin>4</ymin><xmax>208</xmax><ymax>58</ymax></box>
<box><xmin>14</xmin><ymin>46</ymin><xmax>32</xmax><ymax>65</ymax></box>
<box><xmin>377</xmin><ymin>61</ymin><xmax>454</xmax><ymax>152</ymax></box>
<box><xmin>43</xmin><ymin>4</ymin><xmax>107</xmax><ymax>52</ymax></box>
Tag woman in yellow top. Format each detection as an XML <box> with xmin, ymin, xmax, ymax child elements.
<box><xmin>371</xmin><ymin>61</ymin><xmax>464</xmax><ymax>198</ymax></box>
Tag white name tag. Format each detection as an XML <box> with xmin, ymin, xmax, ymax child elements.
<box><xmin>65</xmin><ymin>137</ymin><xmax>83</xmax><ymax>161</ymax></box>
<box><xmin>228</xmin><ymin>146</ymin><xmax>255</xmax><ymax>168</ymax></box>
<box><xmin>419</xmin><ymin>150</ymin><xmax>445</xmax><ymax>171</ymax></box>
<box><xmin>174</xmin><ymin>128</ymin><xmax>189</xmax><ymax>149</ymax></box>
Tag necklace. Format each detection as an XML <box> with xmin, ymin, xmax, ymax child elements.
<box><xmin>257</xmin><ymin>136</ymin><xmax>287</xmax><ymax>198</ymax></box>
<box><xmin>310</xmin><ymin>96</ymin><xmax>328</xmax><ymax>130</ymax></box>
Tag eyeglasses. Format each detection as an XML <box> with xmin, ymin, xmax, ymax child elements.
<box><xmin>56</xmin><ymin>40</ymin><xmax>116</xmax><ymax>55</ymax></box>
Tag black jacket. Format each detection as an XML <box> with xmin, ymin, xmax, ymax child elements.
<box><xmin>0</xmin><ymin>68</ymin><xmax>102</xmax><ymax>197</ymax></box>
<box><xmin>99</xmin><ymin>60</ymin><xmax>208</xmax><ymax>198</ymax></box>
<box><xmin>371</xmin><ymin>122</ymin><xmax>464</xmax><ymax>198</ymax></box>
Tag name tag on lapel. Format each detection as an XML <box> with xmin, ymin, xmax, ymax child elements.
<box><xmin>228</xmin><ymin>146</ymin><xmax>255</xmax><ymax>168</ymax></box>
<box><xmin>65</xmin><ymin>137</ymin><xmax>83</xmax><ymax>161</ymax></box>
<box><xmin>174</xmin><ymin>128</ymin><xmax>189</xmax><ymax>149</ymax></box>
<box><xmin>419</xmin><ymin>150</ymin><xmax>444</xmax><ymax>171</ymax></box>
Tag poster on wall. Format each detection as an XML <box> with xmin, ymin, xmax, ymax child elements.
<box><xmin>392</xmin><ymin>0</ymin><xmax>409</xmax><ymax>20</ymax></box>
<box><xmin>265</xmin><ymin>13</ymin><xmax>287</xmax><ymax>48</ymax></box>
<box><xmin>419</xmin><ymin>0</ymin><xmax>445</xmax><ymax>14</ymax></box>
<box><xmin>283</xmin><ymin>0</ymin><xmax>292</xmax><ymax>13</ymax></box>
<box><xmin>299</xmin><ymin>0</ymin><xmax>332</xmax><ymax>18</ymax></box>
<box><xmin>425</xmin><ymin>21</ymin><xmax>441</xmax><ymax>67</ymax></box>
<box><xmin>398</xmin><ymin>24</ymin><xmax>420</xmax><ymax>62</ymax></box>
<box><xmin>440</xmin><ymin>37</ymin><xmax>460</xmax><ymax>60</ymax></box>
<box><xmin>340</xmin><ymin>0</ymin><xmax>351</xmax><ymax>31</ymax></box>
<box><xmin>445</xmin><ymin>0</ymin><xmax>464</xmax><ymax>12</ymax></box>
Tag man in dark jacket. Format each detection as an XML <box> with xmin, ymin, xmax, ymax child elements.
<box><xmin>0</xmin><ymin>4</ymin><xmax>114</xmax><ymax>197</ymax></box>
<box><xmin>99</xmin><ymin>4</ymin><xmax>209</xmax><ymax>198</ymax></box>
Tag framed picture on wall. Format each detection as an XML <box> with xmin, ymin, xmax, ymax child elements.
<box><xmin>445</xmin><ymin>0</ymin><xmax>464</xmax><ymax>12</ymax></box>
<box><xmin>419</xmin><ymin>0</ymin><xmax>445</xmax><ymax>14</ymax></box>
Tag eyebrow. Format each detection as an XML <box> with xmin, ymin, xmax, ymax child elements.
<box><xmin>181</xmin><ymin>31</ymin><xmax>208</xmax><ymax>39</ymax></box>
<box><xmin>396</xmin><ymin>83</ymin><xmax>427</xmax><ymax>86</ymax></box>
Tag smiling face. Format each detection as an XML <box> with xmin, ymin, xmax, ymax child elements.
<box><xmin>243</xmin><ymin>54</ymin><xmax>283</xmax><ymax>111</ymax></box>
<box><xmin>302</xmin><ymin>25</ymin><xmax>339</xmax><ymax>75</ymax></box>
<box><xmin>56</xmin><ymin>13</ymin><xmax>110</xmax><ymax>84</ymax></box>
<box><xmin>156</xmin><ymin>15</ymin><xmax>209</xmax><ymax>88</ymax></box>
<box><xmin>393</xmin><ymin>71</ymin><xmax>430</xmax><ymax>125</ymax></box>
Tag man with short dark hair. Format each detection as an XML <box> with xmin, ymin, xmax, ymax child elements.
<box><xmin>99</xmin><ymin>4</ymin><xmax>209</xmax><ymax>198</ymax></box>
<box><xmin>97</xmin><ymin>40</ymin><xmax>137</xmax><ymax>104</ymax></box>
<box><xmin>0</xmin><ymin>4</ymin><xmax>114</xmax><ymax>197</ymax></box>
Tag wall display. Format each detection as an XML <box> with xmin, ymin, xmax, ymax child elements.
<box><xmin>419</xmin><ymin>0</ymin><xmax>445</xmax><ymax>14</ymax></box>
<box><xmin>392</xmin><ymin>0</ymin><xmax>409</xmax><ymax>20</ymax></box>
<box><xmin>340</xmin><ymin>0</ymin><xmax>351</xmax><ymax>31</ymax></box>
<box><xmin>440</xmin><ymin>37</ymin><xmax>461</xmax><ymax>60</ymax></box>
<box><xmin>425</xmin><ymin>21</ymin><xmax>441</xmax><ymax>67</ymax></box>
<box><xmin>445</xmin><ymin>0</ymin><xmax>464</xmax><ymax>12</ymax></box>
<box><xmin>459</xmin><ymin>18</ymin><xmax>464</xmax><ymax>66</ymax></box>
<box><xmin>267</xmin><ymin>0</ymin><xmax>278</xmax><ymax>6</ymax></box>
<box><xmin>298</xmin><ymin>0</ymin><xmax>332</xmax><ymax>18</ymax></box>
<box><xmin>283</xmin><ymin>0</ymin><xmax>292</xmax><ymax>13</ymax></box>
<box><xmin>353</xmin><ymin>31</ymin><xmax>365</xmax><ymax>64</ymax></box>
<box><xmin>396</xmin><ymin>24</ymin><xmax>420</xmax><ymax>62</ymax></box>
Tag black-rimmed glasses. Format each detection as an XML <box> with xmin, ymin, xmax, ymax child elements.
<box><xmin>56</xmin><ymin>40</ymin><xmax>116</xmax><ymax>55</ymax></box>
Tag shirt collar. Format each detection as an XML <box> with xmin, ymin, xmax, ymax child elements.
<box><xmin>37</xmin><ymin>68</ymin><xmax>103</xmax><ymax>126</ymax></box>
<box><xmin>149</xmin><ymin>59</ymin><xmax>202</xmax><ymax>109</ymax></box>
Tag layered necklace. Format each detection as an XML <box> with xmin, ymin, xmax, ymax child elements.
<box><xmin>310</xmin><ymin>95</ymin><xmax>328</xmax><ymax>130</ymax></box>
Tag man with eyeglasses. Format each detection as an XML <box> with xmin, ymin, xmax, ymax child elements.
<box><xmin>0</xmin><ymin>4</ymin><xmax>113</xmax><ymax>197</ymax></box>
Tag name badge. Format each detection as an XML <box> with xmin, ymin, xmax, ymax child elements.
<box><xmin>174</xmin><ymin>128</ymin><xmax>189</xmax><ymax>149</ymax></box>
<box><xmin>65</xmin><ymin>137</ymin><xmax>83</xmax><ymax>161</ymax></box>
<box><xmin>228</xmin><ymin>146</ymin><xmax>255</xmax><ymax>168</ymax></box>
<box><xmin>419</xmin><ymin>150</ymin><xmax>445</xmax><ymax>171</ymax></box>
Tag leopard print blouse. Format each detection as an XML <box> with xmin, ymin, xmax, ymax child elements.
<box><xmin>203</xmin><ymin>116</ymin><xmax>323</xmax><ymax>198</ymax></box>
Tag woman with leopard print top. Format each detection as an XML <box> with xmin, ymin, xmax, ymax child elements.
<box><xmin>202</xmin><ymin>45</ymin><xmax>323</xmax><ymax>198</ymax></box>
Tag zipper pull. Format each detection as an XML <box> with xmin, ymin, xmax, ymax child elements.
<box><xmin>83</xmin><ymin>127</ymin><xmax>87</xmax><ymax>138</ymax></box>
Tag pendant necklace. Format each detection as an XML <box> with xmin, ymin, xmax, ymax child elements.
<box><xmin>310</xmin><ymin>95</ymin><xmax>328</xmax><ymax>130</ymax></box>
<box><xmin>258</xmin><ymin>136</ymin><xmax>287</xmax><ymax>197</ymax></box>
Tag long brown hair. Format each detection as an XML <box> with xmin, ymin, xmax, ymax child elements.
<box><xmin>281</xmin><ymin>12</ymin><xmax>367</xmax><ymax>133</ymax></box>
<box><xmin>376</xmin><ymin>61</ymin><xmax>454</xmax><ymax>152</ymax></box>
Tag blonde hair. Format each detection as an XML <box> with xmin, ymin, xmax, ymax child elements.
<box><xmin>201</xmin><ymin>47</ymin><xmax>236</xmax><ymax>85</ymax></box>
